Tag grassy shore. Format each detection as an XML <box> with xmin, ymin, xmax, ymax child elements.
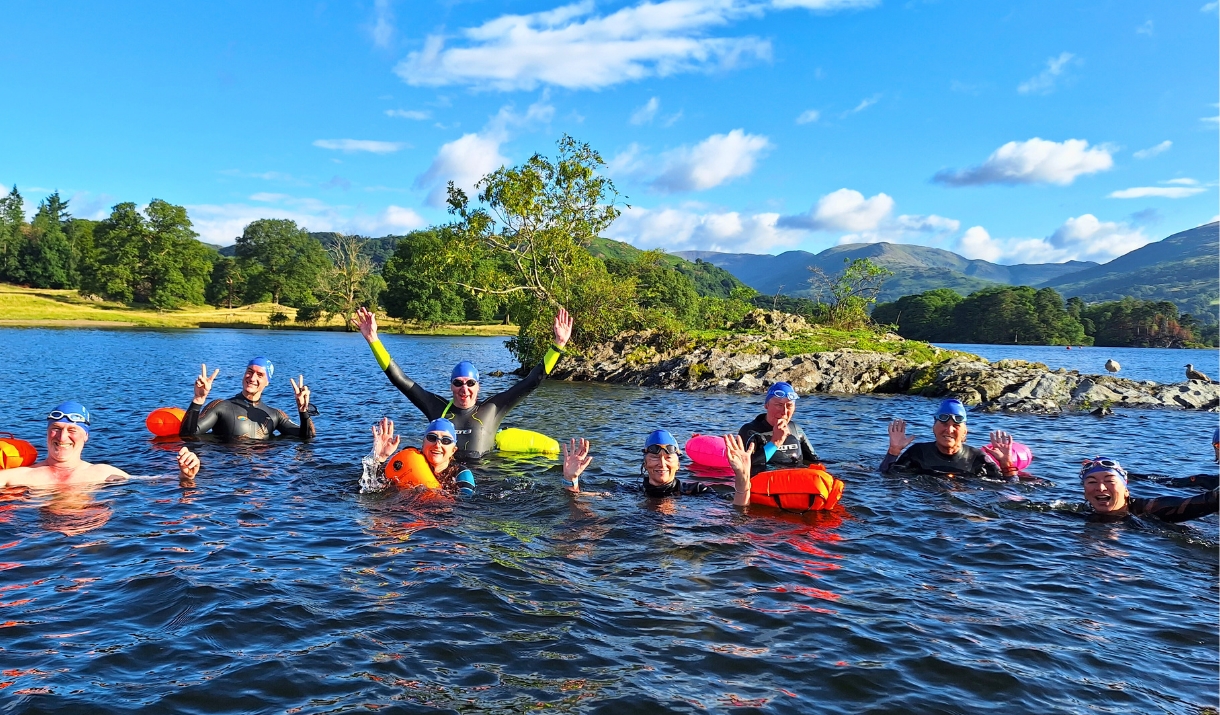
<box><xmin>0</xmin><ymin>284</ymin><xmax>517</xmax><ymax>336</ymax></box>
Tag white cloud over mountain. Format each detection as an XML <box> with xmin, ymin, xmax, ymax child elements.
<box><xmin>652</xmin><ymin>130</ymin><xmax>772</xmax><ymax>192</ymax></box>
<box><xmin>1108</xmin><ymin>185</ymin><xmax>1205</xmax><ymax>199</ymax></box>
<box><xmin>954</xmin><ymin>214</ymin><xmax>1149</xmax><ymax>263</ymax></box>
<box><xmin>933</xmin><ymin>138</ymin><xmax>1113</xmax><ymax>186</ymax></box>
<box><xmin>606</xmin><ymin>205</ymin><xmax>804</xmax><ymax>253</ymax></box>
<box><xmin>778</xmin><ymin>188</ymin><xmax>893</xmax><ymax>231</ymax></box>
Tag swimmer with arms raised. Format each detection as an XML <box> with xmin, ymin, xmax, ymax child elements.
<box><xmin>353</xmin><ymin>306</ymin><xmax>572</xmax><ymax>460</ymax></box>
<box><xmin>1080</xmin><ymin>457</ymin><xmax>1218</xmax><ymax>523</ymax></box>
<box><xmin>179</xmin><ymin>357</ymin><xmax>315</xmax><ymax>441</ymax></box>
<box><xmin>882</xmin><ymin>399</ymin><xmax>1021</xmax><ymax>479</ymax></box>
<box><xmin>2</xmin><ymin>401</ymin><xmax>200</xmax><ymax>488</ymax></box>
<box><xmin>365</xmin><ymin>417</ymin><xmax>475</xmax><ymax>496</ymax></box>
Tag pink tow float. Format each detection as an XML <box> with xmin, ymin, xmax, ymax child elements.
<box><xmin>984</xmin><ymin>441</ymin><xmax>1034</xmax><ymax>471</ymax></box>
<box><xmin>684</xmin><ymin>434</ymin><xmax>730</xmax><ymax>468</ymax></box>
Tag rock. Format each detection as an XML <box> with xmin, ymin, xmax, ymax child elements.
<box><xmin>488</xmin><ymin>370</ymin><xmax>505</xmax><ymax>377</ymax></box>
<box><xmin>1091</xmin><ymin>405</ymin><xmax>1113</xmax><ymax>417</ymax></box>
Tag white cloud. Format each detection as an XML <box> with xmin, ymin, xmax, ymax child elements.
<box><xmin>956</xmin><ymin>226</ymin><xmax>1003</xmax><ymax>262</ymax></box>
<box><xmin>393</xmin><ymin>0</ymin><xmax>877</xmax><ymax>91</ymax></box>
<box><xmin>386</xmin><ymin>109</ymin><xmax>431</xmax><ymax>120</ymax></box>
<box><xmin>188</xmin><ymin>199</ymin><xmax>427</xmax><ymax>245</ymax></box>
<box><xmin>1017</xmin><ymin>52</ymin><xmax>1075</xmax><ymax>95</ymax></box>
<box><xmin>1107</xmin><ymin>186</ymin><xmax>1206</xmax><ymax>199</ymax></box>
<box><xmin>933</xmin><ymin>137</ymin><xmax>1114</xmax><ymax>186</ymax></box>
<box><xmin>1132</xmin><ymin>140</ymin><xmax>1171</xmax><ymax>159</ymax></box>
<box><xmin>847</xmin><ymin>95</ymin><xmax>879</xmax><ymax>114</ymax></box>
<box><xmin>779</xmin><ymin>188</ymin><xmax>894</xmax><ymax>231</ymax></box>
<box><xmin>953</xmin><ymin>214</ymin><xmax>1150</xmax><ymax>264</ymax></box>
<box><xmin>650</xmin><ymin>129</ymin><xmax>771</xmax><ymax>192</ymax></box>
<box><xmin>250</xmin><ymin>193</ymin><xmax>291</xmax><ymax>202</ymax></box>
<box><xmin>795</xmin><ymin>109</ymin><xmax>820</xmax><ymax>124</ymax></box>
<box><xmin>605</xmin><ymin>205</ymin><xmax>804</xmax><ymax>253</ymax></box>
<box><xmin>1136</xmin><ymin>20</ymin><xmax>1154</xmax><ymax>35</ymax></box>
<box><xmin>1203</xmin><ymin>2</ymin><xmax>1217</xmax><ymax>12</ymax></box>
<box><xmin>631</xmin><ymin>97</ymin><xmax>660</xmax><ymax>125</ymax></box>
<box><xmin>313</xmin><ymin>139</ymin><xmax>408</xmax><ymax>153</ymax></box>
<box><xmin>1164</xmin><ymin>178</ymin><xmax>1199</xmax><ymax>185</ymax></box>
<box><xmin>371</xmin><ymin>0</ymin><xmax>396</xmax><ymax>48</ymax></box>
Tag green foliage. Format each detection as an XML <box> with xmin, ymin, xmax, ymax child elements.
<box><xmin>0</xmin><ymin>186</ymin><xmax>25</xmax><ymax>281</ymax></box>
<box><xmin>205</xmin><ymin>255</ymin><xmax>246</xmax><ymax>308</ymax></box>
<box><xmin>1081</xmin><ymin>296</ymin><xmax>1197</xmax><ymax>347</ymax></box>
<box><xmin>382</xmin><ymin>227</ymin><xmax>480</xmax><ymax>325</ymax></box>
<box><xmin>875</xmin><ymin>285</ymin><xmax>1089</xmax><ymax>346</ymax></box>
<box><xmin>317</xmin><ymin>234</ymin><xmax>385</xmax><ymax>329</ymax></box>
<box><xmin>604</xmin><ymin>250</ymin><xmax>700</xmax><ymax>324</ymax></box>
<box><xmin>236</xmin><ymin>218</ymin><xmax>330</xmax><ymax>307</ymax></box>
<box><xmin>15</xmin><ymin>193</ymin><xmax>73</xmax><ymax>288</ymax></box>
<box><xmin>871</xmin><ymin>288</ymin><xmax>962</xmax><ymax>341</ymax></box>
<box><xmin>268</xmin><ymin>310</ymin><xmax>289</xmax><ymax>327</ymax></box>
<box><xmin>294</xmin><ymin>304</ymin><xmax>323</xmax><ymax>326</ymax></box>
<box><xmin>808</xmin><ymin>257</ymin><xmax>894</xmax><ymax>328</ymax></box>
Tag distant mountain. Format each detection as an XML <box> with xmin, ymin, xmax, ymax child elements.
<box><xmin>589</xmin><ymin>237</ymin><xmax>746</xmax><ymax>298</ymax></box>
<box><xmin>1043</xmin><ymin>222</ymin><xmax>1219</xmax><ymax>319</ymax></box>
<box><xmin>676</xmin><ymin>242</ymin><xmax>1097</xmax><ymax>303</ymax></box>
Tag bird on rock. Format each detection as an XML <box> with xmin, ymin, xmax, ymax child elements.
<box><xmin>1185</xmin><ymin>363</ymin><xmax>1211</xmax><ymax>382</ymax></box>
<box><xmin>1105</xmin><ymin>359</ymin><xmax>1120</xmax><ymax>373</ymax></box>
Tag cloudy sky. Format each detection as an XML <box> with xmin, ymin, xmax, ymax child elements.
<box><xmin>2</xmin><ymin>1</ymin><xmax>1216</xmax><ymax>264</ymax></box>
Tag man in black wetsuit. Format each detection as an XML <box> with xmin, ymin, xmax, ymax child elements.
<box><xmin>1080</xmin><ymin>457</ymin><xmax>1219</xmax><ymax>523</ymax></box>
<box><xmin>353</xmin><ymin>305</ymin><xmax>572</xmax><ymax>460</ymax></box>
<box><xmin>179</xmin><ymin>358</ymin><xmax>315</xmax><ymax>441</ymax></box>
<box><xmin>738</xmin><ymin>382</ymin><xmax>819</xmax><ymax>476</ymax></box>
<box><xmin>881</xmin><ymin>399</ymin><xmax>1019</xmax><ymax>479</ymax></box>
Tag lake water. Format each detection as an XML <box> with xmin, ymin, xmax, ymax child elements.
<box><xmin>1</xmin><ymin>328</ymin><xmax>1216</xmax><ymax>714</ymax></box>
<box><xmin>935</xmin><ymin>342</ymin><xmax>1220</xmax><ymax>385</ymax></box>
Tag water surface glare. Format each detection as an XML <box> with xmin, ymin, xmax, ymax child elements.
<box><xmin>0</xmin><ymin>328</ymin><xmax>1216</xmax><ymax>714</ymax></box>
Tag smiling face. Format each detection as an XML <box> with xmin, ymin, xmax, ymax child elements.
<box><xmin>46</xmin><ymin>422</ymin><xmax>88</xmax><ymax>464</ymax></box>
<box><xmin>932</xmin><ymin>418</ymin><xmax>967</xmax><ymax>455</ymax></box>
<box><xmin>1083</xmin><ymin>472</ymin><xmax>1129</xmax><ymax>513</ymax></box>
<box><xmin>643</xmin><ymin>450</ymin><xmax>680</xmax><ymax>486</ymax></box>
<box><xmin>422</xmin><ymin>431</ymin><xmax>456</xmax><ymax>473</ymax></box>
<box><xmin>764</xmin><ymin>397</ymin><xmax>795</xmax><ymax>428</ymax></box>
<box><xmin>242</xmin><ymin>365</ymin><xmax>269</xmax><ymax>401</ymax></box>
<box><xmin>450</xmin><ymin>378</ymin><xmax>479</xmax><ymax>410</ymax></box>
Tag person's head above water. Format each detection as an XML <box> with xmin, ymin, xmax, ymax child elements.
<box><xmin>242</xmin><ymin>357</ymin><xmax>274</xmax><ymax>401</ymax></box>
<box><xmin>931</xmin><ymin>399</ymin><xmax>968</xmax><ymax>455</ymax></box>
<box><xmin>46</xmin><ymin>401</ymin><xmax>92</xmax><ymax>463</ymax></box>
<box><xmin>422</xmin><ymin>418</ymin><xmax>458</xmax><ymax>470</ymax></box>
<box><xmin>764</xmin><ymin>382</ymin><xmax>798</xmax><ymax>428</ymax></box>
<box><xmin>641</xmin><ymin>429</ymin><xmax>681</xmax><ymax>486</ymax></box>
<box><xmin>450</xmin><ymin>361</ymin><xmax>480</xmax><ymax>410</ymax></box>
<box><xmin>1080</xmin><ymin>456</ymin><xmax>1129</xmax><ymax>514</ymax></box>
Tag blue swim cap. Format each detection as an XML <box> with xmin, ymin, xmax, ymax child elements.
<box><xmin>47</xmin><ymin>401</ymin><xmax>91</xmax><ymax>434</ymax></box>
<box><xmin>644</xmin><ymin>429</ymin><xmax>678</xmax><ymax>448</ymax></box>
<box><xmin>765</xmin><ymin>382</ymin><xmax>798</xmax><ymax>403</ymax></box>
<box><xmin>1080</xmin><ymin>456</ymin><xmax>1127</xmax><ymax>484</ymax></box>
<box><xmin>451</xmin><ymin>361</ymin><xmax>479</xmax><ymax>382</ymax></box>
<box><xmin>935</xmin><ymin>399</ymin><xmax>967</xmax><ymax>421</ymax></box>
<box><xmin>426</xmin><ymin>418</ymin><xmax>457</xmax><ymax>440</ymax></box>
<box><xmin>248</xmin><ymin>357</ymin><xmax>274</xmax><ymax>380</ymax></box>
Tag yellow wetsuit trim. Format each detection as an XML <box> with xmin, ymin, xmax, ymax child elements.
<box><xmin>370</xmin><ymin>340</ymin><xmax>391</xmax><ymax>371</ymax></box>
<box><xmin>543</xmin><ymin>345</ymin><xmax>563</xmax><ymax>374</ymax></box>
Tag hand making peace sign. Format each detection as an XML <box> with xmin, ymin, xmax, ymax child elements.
<box><xmin>193</xmin><ymin>363</ymin><xmax>220</xmax><ymax>405</ymax></box>
<box><xmin>290</xmin><ymin>374</ymin><xmax>311</xmax><ymax>413</ymax></box>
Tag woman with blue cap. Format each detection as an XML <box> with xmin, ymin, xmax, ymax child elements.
<box><xmin>738</xmin><ymin>382</ymin><xmax>820</xmax><ymax>476</ymax></box>
<box><xmin>1079</xmin><ymin>456</ymin><xmax>1218</xmax><ymax>523</ymax></box>
<box><xmin>179</xmin><ymin>357</ymin><xmax>316</xmax><ymax>441</ymax></box>
<box><xmin>881</xmin><ymin>399</ymin><xmax>1021</xmax><ymax>479</ymax></box>
<box><xmin>365</xmin><ymin>417</ymin><xmax>475</xmax><ymax>496</ymax></box>
<box><xmin>353</xmin><ymin>306</ymin><xmax>573</xmax><ymax>460</ymax></box>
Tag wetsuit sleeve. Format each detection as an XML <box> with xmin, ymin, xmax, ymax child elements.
<box><xmin>484</xmin><ymin>362</ymin><xmax>548</xmax><ymax>416</ymax></box>
<box><xmin>681</xmin><ymin>480</ymin><xmax>714</xmax><ymax>496</ymax></box>
<box><xmin>879</xmin><ymin>451</ymin><xmax>900</xmax><ymax>474</ymax></box>
<box><xmin>1162</xmin><ymin>474</ymin><xmax>1220</xmax><ymax>490</ymax></box>
<box><xmin>977</xmin><ymin>457</ymin><xmax>1005</xmax><ymax>480</ymax></box>
<box><xmin>271</xmin><ymin>408</ymin><xmax>315</xmax><ymax>441</ymax></box>
<box><xmin>799</xmin><ymin>432</ymin><xmax>818</xmax><ymax>463</ymax></box>
<box><xmin>1129</xmin><ymin>488</ymin><xmax>1220</xmax><ymax>523</ymax></box>
<box><xmin>180</xmin><ymin>399</ymin><xmax>224</xmax><ymax>437</ymax></box>
<box><xmin>378</xmin><ymin>355</ymin><xmax>449</xmax><ymax>418</ymax></box>
<box><xmin>739</xmin><ymin>423</ymin><xmax>769</xmax><ymax>475</ymax></box>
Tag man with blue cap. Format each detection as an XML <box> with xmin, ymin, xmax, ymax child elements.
<box><xmin>353</xmin><ymin>305</ymin><xmax>573</xmax><ymax>460</ymax></box>
<box><xmin>179</xmin><ymin>357</ymin><xmax>315</xmax><ymax>441</ymax></box>
<box><xmin>1079</xmin><ymin>456</ymin><xmax>1218</xmax><ymax>523</ymax></box>
<box><xmin>881</xmin><ymin>399</ymin><xmax>1017</xmax><ymax>478</ymax></box>
<box><xmin>738</xmin><ymin>382</ymin><xmax>820</xmax><ymax>476</ymax></box>
<box><xmin>2</xmin><ymin>401</ymin><xmax>200</xmax><ymax>488</ymax></box>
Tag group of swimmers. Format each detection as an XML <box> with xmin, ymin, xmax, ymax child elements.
<box><xmin>3</xmin><ymin>306</ymin><xmax>1218</xmax><ymax>525</ymax></box>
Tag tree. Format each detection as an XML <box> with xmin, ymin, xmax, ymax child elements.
<box><xmin>0</xmin><ymin>186</ymin><xmax>27</xmax><ymax>281</ymax></box>
<box><xmin>604</xmin><ymin>250</ymin><xmax>700</xmax><ymax>326</ymax></box>
<box><xmin>808</xmin><ymin>257</ymin><xmax>894</xmax><ymax>328</ymax></box>
<box><xmin>317</xmin><ymin>233</ymin><xmax>386</xmax><ymax>330</ymax></box>
<box><xmin>15</xmin><ymin>192</ymin><xmax>73</xmax><ymax>288</ymax></box>
<box><xmin>205</xmin><ymin>255</ymin><xmax>246</xmax><ymax>308</ymax></box>
<box><xmin>382</xmin><ymin>228</ymin><xmax>471</xmax><ymax>325</ymax></box>
<box><xmin>235</xmin><ymin>219</ymin><xmax>330</xmax><ymax>306</ymax></box>
<box><xmin>872</xmin><ymin>288</ymin><xmax>963</xmax><ymax>341</ymax></box>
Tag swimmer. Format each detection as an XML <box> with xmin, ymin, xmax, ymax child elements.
<box><xmin>1080</xmin><ymin>457</ymin><xmax>1218</xmax><ymax>523</ymax></box>
<box><xmin>353</xmin><ymin>306</ymin><xmax>573</xmax><ymax>460</ymax></box>
<box><xmin>368</xmin><ymin>417</ymin><xmax>475</xmax><ymax>496</ymax></box>
<box><xmin>179</xmin><ymin>358</ymin><xmax>315</xmax><ymax>441</ymax></box>
<box><xmin>738</xmin><ymin>382</ymin><xmax>819</xmax><ymax>476</ymax></box>
<box><xmin>1213</xmin><ymin>427</ymin><xmax>1218</xmax><ymax>464</ymax></box>
<box><xmin>1</xmin><ymin>401</ymin><xmax>200</xmax><ymax>488</ymax></box>
<box><xmin>882</xmin><ymin>399</ymin><xmax>1020</xmax><ymax>479</ymax></box>
<box><xmin>560</xmin><ymin>430</ymin><xmax>751</xmax><ymax>504</ymax></box>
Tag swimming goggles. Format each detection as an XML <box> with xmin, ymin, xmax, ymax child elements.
<box><xmin>933</xmin><ymin>413</ymin><xmax>966</xmax><ymax>424</ymax></box>
<box><xmin>47</xmin><ymin>410</ymin><xmax>90</xmax><ymax>425</ymax></box>
<box><xmin>425</xmin><ymin>433</ymin><xmax>455</xmax><ymax>446</ymax></box>
<box><xmin>643</xmin><ymin>444</ymin><xmax>680</xmax><ymax>456</ymax></box>
<box><xmin>1079</xmin><ymin>457</ymin><xmax>1126</xmax><ymax>478</ymax></box>
<box><xmin>451</xmin><ymin>378</ymin><xmax>478</xmax><ymax>388</ymax></box>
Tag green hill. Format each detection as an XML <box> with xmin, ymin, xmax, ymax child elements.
<box><xmin>588</xmin><ymin>237</ymin><xmax>746</xmax><ymax>298</ymax></box>
<box><xmin>1044</xmin><ymin>222</ymin><xmax>1219</xmax><ymax>320</ymax></box>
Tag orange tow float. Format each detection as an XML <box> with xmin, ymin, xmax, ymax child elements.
<box><xmin>750</xmin><ymin>465</ymin><xmax>844</xmax><ymax>512</ymax></box>
<box><xmin>0</xmin><ymin>433</ymin><xmax>38</xmax><ymax>469</ymax></box>
<box><xmin>384</xmin><ymin>447</ymin><xmax>441</xmax><ymax>489</ymax></box>
<box><xmin>144</xmin><ymin>407</ymin><xmax>186</xmax><ymax>437</ymax></box>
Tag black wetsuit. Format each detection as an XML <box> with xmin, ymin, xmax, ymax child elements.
<box><xmin>641</xmin><ymin>476</ymin><xmax>715</xmax><ymax>498</ymax></box>
<box><xmin>381</xmin><ymin>360</ymin><xmax>552</xmax><ymax>460</ymax></box>
<box><xmin>180</xmin><ymin>394</ymin><xmax>314</xmax><ymax>441</ymax></box>
<box><xmin>739</xmin><ymin>414</ymin><xmax>819</xmax><ymax>476</ymax></box>
<box><xmin>1088</xmin><ymin>488</ymin><xmax>1219</xmax><ymax>524</ymax></box>
<box><xmin>880</xmin><ymin>442</ymin><xmax>1004</xmax><ymax>479</ymax></box>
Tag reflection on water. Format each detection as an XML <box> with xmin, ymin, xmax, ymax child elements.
<box><xmin>0</xmin><ymin>328</ymin><xmax>1215</xmax><ymax>713</ymax></box>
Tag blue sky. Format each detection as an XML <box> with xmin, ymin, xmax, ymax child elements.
<box><xmin>1</xmin><ymin>0</ymin><xmax>1216</xmax><ymax>264</ymax></box>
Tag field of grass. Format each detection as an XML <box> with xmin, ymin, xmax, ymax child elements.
<box><xmin>0</xmin><ymin>284</ymin><xmax>518</xmax><ymax>336</ymax></box>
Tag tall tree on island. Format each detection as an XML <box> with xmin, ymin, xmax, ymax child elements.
<box><xmin>235</xmin><ymin>218</ymin><xmax>330</xmax><ymax>307</ymax></box>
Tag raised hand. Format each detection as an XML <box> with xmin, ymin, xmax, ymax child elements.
<box><xmin>888</xmin><ymin>419</ymin><xmax>915</xmax><ymax>456</ymax></box>
<box><xmin>193</xmin><ymin>363</ymin><xmax>220</xmax><ymax>405</ymax></box>
<box><xmin>553</xmin><ymin>306</ymin><xmax>573</xmax><ymax>348</ymax></box>
<box><xmin>562</xmin><ymin>437</ymin><xmax>592</xmax><ymax>490</ymax></box>
<box><xmin>372</xmin><ymin>417</ymin><xmax>401</xmax><ymax>462</ymax></box>
<box><xmin>177</xmin><ymin>446</ymin><xmax>200</xmax><ymax>479</ymax></box>
<box><xmin>290</xmin><ymin>374</ymin><xmax>311</xmax><ymax>413</ymax></box>
<box><xmin>353</xmin><ymin>306</ymin><xmax>379</xmax><ymax>344</ymax></box>
<box><xmin>723</xmin><ymin>434</ymin><xmax>755</xmax><ymax>506</ymax></box>
<box><xmin>986</xmin><ymin>430</ymin><xmax>1015</xmax><ymax>470</ymax></box>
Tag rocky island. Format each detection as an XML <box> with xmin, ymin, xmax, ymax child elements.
<box><xmin>550</xmin><ymin>310</ymin><xmax>1219</xmax><ymax>413</ymax></box>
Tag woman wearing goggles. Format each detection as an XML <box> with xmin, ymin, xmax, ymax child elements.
<box><xmin>366</xmin><ymin>417</ymin><xmax>475</xmax><ymax>497</ymax></box>
<box><xmin>1080</xmin><ymin>456</ymin><xmax>1218</xmax><ymax>523</ymax></box>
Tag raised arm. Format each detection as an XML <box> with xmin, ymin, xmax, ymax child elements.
<box><xmin>180</xmin><ymin>364</ymin><xmax>223</xmax><ymax>436</ymax></box>
<box><xmin>561</xmin><ymin>437</ymin><xmax>592</xmax><ymax>493</ymax></box>
<box><xmin>353</xmin><ymin>306</ymin><xmax>448</xmax><ymax>417</ymax></box>
<box><xmin>1132</xmin><ymin>487</ymin><xmax>1219</xmax><ymax>523</ymax></box>
<box><xmin>880</xmin><ymin>418</ymin><xmax>915</xmax><ymax>473</ymax></box>
<box><xmin>485</xmin><ymin>308</ymin><xmax>573</xmax><ymax>414</ymax></box>
<box><xmin>725</xmin><ymin>433</ymin><xmax>756</xmax><ymax>507</ymax></box>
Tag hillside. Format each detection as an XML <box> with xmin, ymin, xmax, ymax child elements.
<box><xmin>1043</xmin><ymin>222</ymin><xmax>1219</xmax><ymax>320</ymax></box>
<box><xmin>588</xmin><ymin>237</ymin><xmax>746</xmax><ymax>298</ymax></box>
<box><xmin>677</xmin><ymin>243</ymin><xmax>1095</xmax><ymax>303</ymax></box>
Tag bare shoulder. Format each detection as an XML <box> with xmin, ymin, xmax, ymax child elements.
<box><xmin>0</xmin><ymin>465</ymin><xmax>36</xmax><ymax>487</ymax></box>
<box><xmin>87</xmin><ymin>463</ymin><xmax>131</xmax><ymax>481</ymax></box>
